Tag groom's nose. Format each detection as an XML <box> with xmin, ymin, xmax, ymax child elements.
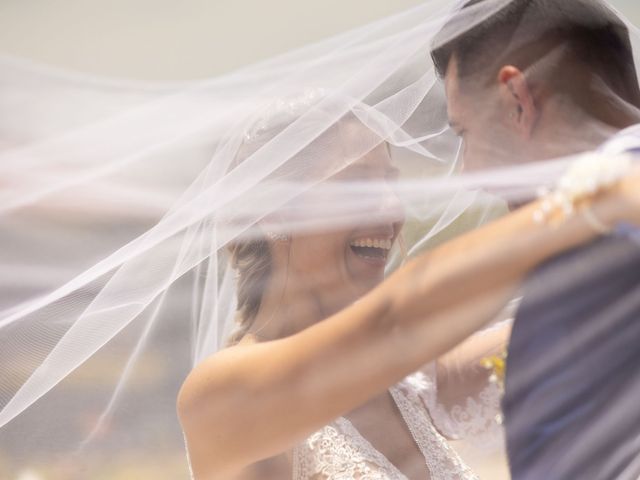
<box><xmin>460</xmin><ymin>139</ymin><xmax>490</xmax><ymax>172</ymax></box>
<box><xmin>460</xmin><ymin>139</ymin><xmax>476</xmax><ymax>171</ymax></box>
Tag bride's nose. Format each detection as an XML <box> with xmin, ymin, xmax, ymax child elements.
<box><xmin>375</xmin><ymin>183</ymin><xmax>405</xmax><ymax>227</ymax></box>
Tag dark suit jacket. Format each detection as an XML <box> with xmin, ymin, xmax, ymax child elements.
<box><xmin>503</xmin><ymin>232</ymin><xmax>640</xmax><ymax>480</ymax></box>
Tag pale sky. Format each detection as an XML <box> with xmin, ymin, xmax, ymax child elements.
<box><xmin>0</xmin><ymin>0</ymin><xmax>639</xmax><ymax>81</ymax></box>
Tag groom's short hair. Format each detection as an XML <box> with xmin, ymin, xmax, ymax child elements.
<box><xmin>430</xmin><ymin>0</ymin><xmax>640</xmax><ymax>108</ymax></box>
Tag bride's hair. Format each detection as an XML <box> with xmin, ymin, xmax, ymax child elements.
<box><xmin>226</xmin><ymin>238</ymin><xmax>272</xmax><ymax>345</ymax></box>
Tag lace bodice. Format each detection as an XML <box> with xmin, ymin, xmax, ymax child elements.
<box><xmin>292</xmin><ymin>369</ymin><xmax>479</xmax><ymax>480</ymax></box>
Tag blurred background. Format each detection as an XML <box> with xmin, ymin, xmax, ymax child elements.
<box><xmin>0</xmin><ymin>0</ymin><xmax>639</xmax><ymax>81</ymax></box>
<box><xmin>1</xmin><ymin>1</ymin><xmax>639</xmax><ymax>479</ymax></box>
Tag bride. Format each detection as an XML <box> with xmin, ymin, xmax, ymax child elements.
<box><xmin>2</xmin><ymin>2</ymin><xmax>640</xmax><ymax>479</ymax></box>
<box><xmin>176</xmin><ymin>99</ymin><xmax>640</xmax><ymax>479</ymax></box>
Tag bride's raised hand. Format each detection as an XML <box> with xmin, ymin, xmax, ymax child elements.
<box><xmin>560</xmin><ymin>156</ymin><xmax>640</xmax><ymax>230</ymax></box>
<box><xmin>616</xmin><ymin>165</ymin><xmax>640</xmax><ymax>225</ymax></box>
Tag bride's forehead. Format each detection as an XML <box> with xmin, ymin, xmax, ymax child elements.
<box><xmin>344</xmin><ymin>143</ymin><xmax>393</xmax><ymax>171</ymax></box>
<box><xmin>292</xmin><ymin>119</ymin><xmax>393</xmax><ymax>177</ymax></box>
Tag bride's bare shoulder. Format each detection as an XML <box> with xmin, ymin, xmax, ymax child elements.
<box><xmin>177</xmin><ymin>336</ymin><xmax>264</xmax><ymax>409</ymax></box>
<box><xmin>176</xmin><ymin>337</ymin><xmax>285</xmax><ymax>478</ymax></box>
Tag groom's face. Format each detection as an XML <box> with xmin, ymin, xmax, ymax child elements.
<box><xmin>444</xmin><ymin>57</ymin><xmax>531</xmax><ymax>171</ymax></box>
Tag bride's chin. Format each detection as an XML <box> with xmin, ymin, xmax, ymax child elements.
<box><xmin>347</xmin><ymin>266</ymin><xmax>386</xmax><ymax>293</ymax></box>
<box><xmin>343</xmin><ymin>244</ymin><xmax>388</xmax><ymax>293</ymax></box>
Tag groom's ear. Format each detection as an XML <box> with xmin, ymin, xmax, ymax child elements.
<box><xmin>497</xmin><ymin>65</ymin><xmax>538</xmax><ymax>138</ymax></box>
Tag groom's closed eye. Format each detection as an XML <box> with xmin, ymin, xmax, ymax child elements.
<box><xmin>448</xmin><ymin>120</ymin><xmax>466</xmax><ymax>138</ymax></box>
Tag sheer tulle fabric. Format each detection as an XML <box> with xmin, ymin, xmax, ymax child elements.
<box><xmin>1</xmin><ymin>1</ymin><xmax>639</xmax><ymax>478</ymax></box>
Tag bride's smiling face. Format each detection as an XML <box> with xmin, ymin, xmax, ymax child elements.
<box><xmin>279</xmin><ymin>143</ymin><xmax>405</xmax><ymax>306</ymax></box>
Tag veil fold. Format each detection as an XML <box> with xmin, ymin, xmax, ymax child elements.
<box><xmin>1</xmin><ymin>1</ymin><xmax>639</xmax><ymax>478</ymax></box>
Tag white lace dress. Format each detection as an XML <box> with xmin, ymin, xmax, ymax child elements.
<box><xmin>291</xmin><ymin>365</ymin><xmax>500</xmax><ymax>480</ymax></box>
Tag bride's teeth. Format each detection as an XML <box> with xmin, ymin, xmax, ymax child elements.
<box><xmin>349</xmin><ymin>238</ymin><xmax>392</xmax><ymax>250</ymax></box>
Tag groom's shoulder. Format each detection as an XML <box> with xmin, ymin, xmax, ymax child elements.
<box><xmin>521</xmin><ymin>232</ymin><xmax>640</xmax><ymax>309</ymax></box>
<box><xmin>504</xmin><ymin>229</ymin><xmax>640</xmax><ymax>479</ymax></box>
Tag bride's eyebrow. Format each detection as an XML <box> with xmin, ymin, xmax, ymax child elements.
<box><xmin>346</xmin><ymin>164</ymin><xmax>399</xmax><ymax>175</ymax></box>
<box><xmin>333</xmin><ymin>164</ymin><xmax>398</xmax><ymax>181</ymax></box>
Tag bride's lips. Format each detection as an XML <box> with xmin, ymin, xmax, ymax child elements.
<box><xmin>348</xmin><ymin>231</ymin><xmax>395</xmax><ymax>268</ymax></box>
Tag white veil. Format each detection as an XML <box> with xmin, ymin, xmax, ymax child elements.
<box><xmin>1</xmin><ymin>1</ymin><xmax>640</xmax><ymax>478</ymax></box>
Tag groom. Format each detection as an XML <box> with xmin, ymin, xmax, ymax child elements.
<box><xmin>431</xmin><ymin>0</ymin><xmax>640</xmax><ymax>478</ymax></box>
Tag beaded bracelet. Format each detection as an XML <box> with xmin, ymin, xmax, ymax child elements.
<box><xmin>532</xmin><ymin>152</ymin><xmax>633</xmax><ymax>232</ymax></box>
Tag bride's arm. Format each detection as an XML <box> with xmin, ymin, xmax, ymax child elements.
<box><xmin>434</xmin><ymin>319</ymin><xmax>511</xmax><ymax>395</ymax></box>
<box><xmin>177</xmin><ymin>171</ymin><xmax>640</xmax><ymax>479</ymax></box>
